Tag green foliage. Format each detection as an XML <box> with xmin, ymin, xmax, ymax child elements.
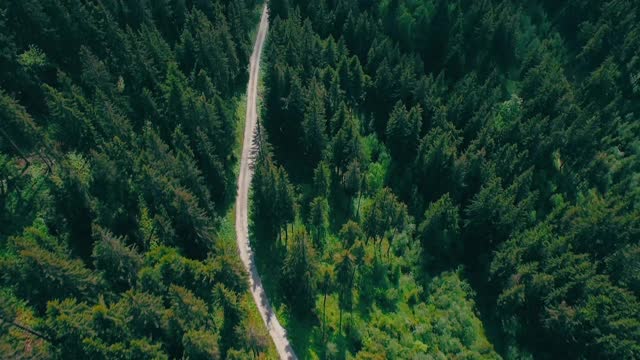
<box><xmin>214</xmin><ymin>283</ymin><xmax>246</xmax><ymax>357</ymax></box>
<box><xmin>92</xmin><ymin>226</ymin><xmax>142</xmax><ymax>293</ymax></box>
<box><xmin>1</xmin><ymin>221</ymin><xmax>103</xmax><ymax>312</ymax></box>
<box><xmin>339</xmin><ymin>220</ymin><xmax>364</xmax><ymax>248</ymax></box>
<box><xmin>491</xmin><ymin>223</ymin><xmax>640</xmax><ymax>358</ymax></box>
<box><xmin>302</xmin><ymin>78</ymin><xmax>328</xmax><ymax>165</ymax></box>
<box><xmin>0</xmin><ymin>89</ymin><xmax>40</xmax><ymax>154</ymax></box>
<box><xmin>252</xmin><ymin>151</ymin><xmax>297</xmax><ymax>243</ymax></box>
<box><xmin>0</xmin><ymin>289</ymin><xmax>50</xmax><ymax>358</ymax></box>
<box><xmin>313</xmin><ymin>161</ymin><xmax>332</xmax><ymax>198</ymax></box>
<box><xmin>257</xmin><ymin>0</ymin><xmax>640</xmax><ymax>358</ymax></box>
<box><xmin>309</xmin><ymin>197</ymin><xmax>330</xmax><ymax>245</ymax></box>
<box><xmin>362</xmin><ymin>188</ymin><xmax>409</xmax><ymax>245</ymax></box>
<box><xmin>355</xmin><ymin>272</ymin><xmax>500</xmax><ymax>359</ymax></box>
<box><xmin>280</xmin><ymin>228</ymin><xmax>317</xmax><ymax>317</ymax></box>
<box><xmin>329</xmin><ymin>112</ymin><xmax>365</xmax><ymax>176</ymax></box>
<box><xmin>385</xmin><ymin>101</ymin><xmax>422</xmax><ymax>162</ymax></box>
<box><xmin>414</xmin><ymin>125</ymin><xmax>461</xmax><ymax>203</ymax></box>
<box><xmin>0</xmin><ymin>0</ymin><xmax>272</xmax><ymax>357</ymax></box>
<box><xmin>18</xmin><ymin>45</ymin><xmax>46</xmax><ymax>70</ymax></box>
<box><xmin>419</xmin><ymin>194</ymin><xmax>461</xmax><ymax>270</ymax></box>
<box><xmin>3</xmin><ymin>0</ymin><xmax>638</xmax><ymax>358</ymax></box>
<box><xmin>182</xmin><ymin>329</ymin><xmax>220</xmax><ymax>360</ymax></box>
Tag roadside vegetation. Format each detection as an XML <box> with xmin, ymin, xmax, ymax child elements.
<box><xmin>251</xmin><ymin>1</ymin><xmax>640</xmax><ymax>359</ymax></box>
<box><xmin>0</xmin><ymin>0</ymin><xmax>276</xmax><ymax>358</ymax></box>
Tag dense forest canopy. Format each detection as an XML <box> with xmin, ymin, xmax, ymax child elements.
<box><xmin>250</xmin><ymin>0</ymin><xmax>640</xmax><ymax>359</ymax></box>
<box><xmin>0</xmin><ymin>0</ymin><xmax>277</xmax><ymax>358</ymax></box>
<box><xmin>1</xmin><ymin>0</ymin><xmax>640</xmax><ymax>359</ymax></box>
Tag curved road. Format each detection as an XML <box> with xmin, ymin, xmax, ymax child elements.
<box><xmin>236</xmin><ymin>5</ymin><xmax>298</xmax><ymax>360</ymax></box>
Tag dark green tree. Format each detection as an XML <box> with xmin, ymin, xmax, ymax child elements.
<box><xmin>280</xmin><ymin>228</ymin><xmax>316</xmax><ymax>317</ymax></box>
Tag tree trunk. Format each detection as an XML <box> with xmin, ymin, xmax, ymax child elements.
<box><xmin>322</xmin><ymin>291</ymin><xmax>327</xmax><ymax>340</ymax></box>
<box><xmin>374</xmin><ymin>239</ymin><xmax>379</xmax><ymax>258</ymax></box>
<box><xmin>284</xmin><ymin>224</ymin><xmax>288</xmax><ymax>247</ymax></box>
<box><xmin>387</xmin><ymin>229</ymin><xmax>397</xmax><ymax>261</ymax></box>
<box><xmin>339</xmin><ymin>305</ymin><xmax>343</xmax><ymax>334</ymax></box>
<box><xmin>277</xmin><ymin>227</ymin><xmax>281</xmax><ymax>246</ymax></box>
<box><xmin>386</xmin><ymin>240</ymin><xmax>391</xmax><ymax>260</ymax></box>
<box><xmin>355</xmin><ymin>191</ymin><xmax>362</xmax><ymax>218</ymax></box>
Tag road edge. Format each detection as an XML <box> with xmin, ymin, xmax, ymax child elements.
<box><xmin>235</xmin><ymin>5</ymin><xmax>298</xmax><ymax>360</ymax></box>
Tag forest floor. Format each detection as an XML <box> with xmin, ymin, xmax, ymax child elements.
<box><xmin>234</xmin><ymin>4</ymin><xmax>298</xmax><ymax>359</ymax></box>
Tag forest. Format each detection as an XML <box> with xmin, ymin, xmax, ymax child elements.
<box><xmin>250</xmin><ymin>0</ymin><xmax>640</xmax><ymax>359</ymax></box>
<box><xmin>1</xmin><ymin>0</ymin><xmax>640</xmax><ymax>359</ymax></box>
<box><xmin>0</xmin><ymin>0</ymin><xmax>278</xmax><ymax>358</ymax></box>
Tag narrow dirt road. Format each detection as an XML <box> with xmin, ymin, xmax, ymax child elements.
<box><xmin>236</xmin><ymin>5</ymin><xmax>298</xmax><ymax>360</ymax></box>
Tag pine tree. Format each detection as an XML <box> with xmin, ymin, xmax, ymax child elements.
<box><xmin>330</xmin><ymin>114</ymin><xmax>364</xmax><ymax>176</ymax></box>
<box><xmin>92</xmin><ymin>226</ymin><xmax>142</xmax><ymax>293</ymax></box>
<box><xmin>1</xmin><ymin>221</ymin><xmax>102</xmax><ymax>312</ymax></box>
<box><xmin>313</xmin><ymin>161</ymin><xmax>332</xmax><ymax>198</ymax></box>
<box><xmin>334</xmin><ymin>245</ymin><xmax>355</xmax><ymax>332</ymax></box>
<box><xmin>269</xmin><ymin>0</ymin><xmax>290</xmax><ymax>22</ymax></box>
<box><xmin>309</xmin><ymin>196</ymin><xmax>329</xmax><ymax>245</ymax></box>
<box><xmin>280</xmin><ymin>228</ymin><xmax>316</xmax><ymax>317</ymax></box>
<box><xmin>362</xmin><ymin>187</ymin><xmax>409</xmax><ymax>255</ymax></box>
<box><xmin>386</xmin><ymin>101</ymin><xmax>422</xmax><ymax>162</ymax></box>
<box><xmin>275</xmin><ymin>165</ymin><xmax>296</xmax><ymax>241</ymax></box>
<box><xmin>414</xmin><ymin>125</ymin><xmax>461</xmax><ymax>203</ymax></box>
<box><xmin>419</xmin><ymin>194</ymin><xmax>461</xmax><ymax>270</ymax></box>
<box><xmin>302</xmin><ymin>78</ymin><xmax>328</xmax><ymax>165</ymax></box>
<box><xmin>0</xmin><ymin>90</ymin><xmax>39</xmax><ymax>154</ymax></box>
